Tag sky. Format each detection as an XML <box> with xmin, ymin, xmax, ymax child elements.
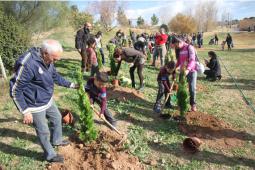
<box><xmin>69</xmin><ymin>0</ymin><xmax>255</xmax><ymax>24</ymax></box>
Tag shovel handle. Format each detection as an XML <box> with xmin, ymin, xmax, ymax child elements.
<box><xmin>91</xmin><ymin>106</ymin><xmax>122</xmax><ymax>135</ymax></box>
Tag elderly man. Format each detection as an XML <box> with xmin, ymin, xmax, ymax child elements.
<box><xmin>75</xmin><ymin>22</ymin><xmax>93</xmax><ymax>73</ymax></box>
<box><xmin>10</xmin><ymin>39</ymin><xmax>78</xmax><ymax>163</ymax></box>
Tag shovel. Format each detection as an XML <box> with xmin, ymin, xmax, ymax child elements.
<box><xmin>91</xmin><ymin>106</ymin><xmax>127</xmax><ymax>146</ymax></box>
<box><xmin>159</xmin><ymin>81</ymin><xmax>175</xmax><ymax>118</ymax></box>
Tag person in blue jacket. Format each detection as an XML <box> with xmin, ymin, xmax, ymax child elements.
<box><xmin>10</xmin><ymin>39</ymin><xmax>78</xmax><ymax>163</ymax></box>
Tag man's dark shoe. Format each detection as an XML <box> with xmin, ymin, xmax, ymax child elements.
<box><xmin>48</xmin><ymin>154</ymin><xmax>64</xmax><ymax>163</ymax></box>
<box><xmin>53</xmin><ymin>140</ymin><xmax>70</xmax><ymax>147</ymax></box>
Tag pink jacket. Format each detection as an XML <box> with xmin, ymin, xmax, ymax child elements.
<box><xmin>176</xmin><ymin>43</ymin><xmax>196</xmax><ymax>72</ymax></box>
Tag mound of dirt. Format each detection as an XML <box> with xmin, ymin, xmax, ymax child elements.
<box><xmin>178</xmin><ymin>112</ymin><xmax>254</xmax><ymax>149</ymax></box>
<box><xmin>47</xmin><ymin>130</ymin><xmax>144</xmax><ymax>170</ymax></box>
<box><xmin>107</xmin><ymin>86</ymin><xmax>144</xmax><ymax>102</ymax></box>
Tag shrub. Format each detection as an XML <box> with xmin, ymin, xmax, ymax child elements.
<box><xmin>77</xmin><ymin>70</ymin><xmax>98</xmax><ymax>142</ymax></box>
<box><xmin>177</xmin><ymin>69</ymin><xmax>189</xmax><ymax>117</ymax></box>
<box><xmin>96</xmin><ymin>48</ymin><xmax>103</xmax><ymax>70</ymax></box>
<box><xmin>0</xmin><ymin>10</ymin><xmax>30</xmax><ymax>73</ymax></box>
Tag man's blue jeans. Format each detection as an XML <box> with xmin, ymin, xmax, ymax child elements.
<box><xmin>32</xmin><ymin>101</ymin><xmax>63</xmax><ymax>160</ymax></box>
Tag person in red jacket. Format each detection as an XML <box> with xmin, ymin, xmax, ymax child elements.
<box><xmin>152</xmin><ymin>28</ymin><xmax>168</xmax><ymax>67</ymax></box>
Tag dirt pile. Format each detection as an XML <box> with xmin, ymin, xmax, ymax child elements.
<box><xmin>107</xmin><ymin>86</ymin><xmax>144</xmax><ymax>102</ymax></box>
<box><xmin>47</xmin><ymin>130</ymin><xmax>144</xmax><ymax>170</ymax></box>
<box><xmin>179</xmin><ymin>112</ymin><xmax>255</xmax><ymax>149</ymax></box>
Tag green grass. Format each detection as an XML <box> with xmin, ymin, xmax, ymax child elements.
<box><xmin>0</xmin><ymin>29</ymin><xmax>255</xmax><ymax>169</ymax></box>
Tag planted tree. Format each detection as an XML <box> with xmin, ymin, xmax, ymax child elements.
<box><xmin>107</xmin><ymin>43</ymin><xmax>117</xmax><ymax>76</ymax></box>
<box><xmin>146</xmin><ymin>49</ymin><xmax>152</xmax><ymax>63</ymax></box>
<box><xmin>96</xmin><ymin>48</ymin><xmax>103</xmax><ymax>70</ymax></box>
<box><xmin>177</xmin><ymin>69</ymin><xmax>189</xmax><ymax>117</ymax></box>
<box><xmin>77</xmin><ymin>70</ymin><xmax>97</xmax><ymax>142</ymax></box>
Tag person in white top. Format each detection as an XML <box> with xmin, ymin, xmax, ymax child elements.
<box><xmin>95</xmin><ymin>31</ymin><xmax>105</xmax><ymax>65</ymax></box>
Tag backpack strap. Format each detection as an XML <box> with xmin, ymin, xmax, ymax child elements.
<box><xmin>187</xmin><ymin>44</ymin><xmax>199</xmax><ymax>62</ymax></box>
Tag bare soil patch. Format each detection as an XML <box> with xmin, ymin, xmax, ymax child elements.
<box><xmin>178</xmin><ymin>111</ymin><xmax>255</xmax><ymax>149</ymax></box>
<box><xmin>47</xmin><ymin>129</ymin><xmax>144</xmax><ymax>170</ymax></box>
<box><xmin>107</xmin><ymin>86</ymin><xmax>144</xmax><ymax>102</ymax></box>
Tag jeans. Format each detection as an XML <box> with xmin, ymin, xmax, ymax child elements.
<box><xmin>154</xmin><ymin>81</ymin><xmax>171</xmax><ymax>109</ymax></box>
<box><xmin>129</xmin><ymin>63</ymin><xmax>144</xmax><ymax>88</ymax></box>
<box><xmin>187</xmin><ymin>71</ymin><xmax>197</xmax><ymax>106</ymax></box>
<box><xmin>32</xmin><ymin>101</ymin><xmax>63</xmax><ymax>160</ymax></box>
<box><xmin>152</xmin><ymin>45</ymin><xmax>167</xmax><ymax>66</ymax></box>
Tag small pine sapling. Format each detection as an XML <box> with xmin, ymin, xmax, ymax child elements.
<box><xmin>107</xmin><ymin>43</ymin><xmax>118</xmax><ymax>76</ymax></box>
<box><xmin>146</xmin><ymin>49</ymin><xmax>152</xmax><ymax>63</ymax></box>
<box><xmin>77</xmin><ymin>70</ymin><xmax>98</xmax><ymax>142</ymax></box>
<box><xmin>177</xmin><ymin>69</ymin><xmax>189</xmax><ymax>117</ymax></box>
<box><xmin>164</xmin><ymin>50</ymin><xmax>170</xmax><ymax>64</ymax></box>
<box><xmin>96</xmin><ymin>48</ymin><xmax>103</xmax><ymax>70</ymax></box>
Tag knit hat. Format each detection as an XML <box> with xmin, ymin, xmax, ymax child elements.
<box><xmin>96</xmin><ymin>72</ymin><xmax>109</xmax><ymax>83</ymax></box>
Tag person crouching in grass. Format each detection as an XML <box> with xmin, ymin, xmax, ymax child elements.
<box><xmin>153</xmin><ymin>61</ymin><xmax>176</xmax><ymax>113</ymax></box>
<box><xmin>85</xmin><ymin>72</ymin><xmax>117</xmax><ymax>127</ymax></box>
<box><xmin>86</xmin><ymin>37</ymin><xmax>99</xmax><ymax>77</ymax></box>
<box><xmin>204</xmin><ymin>51</ymin><xmax>222</xmax><ymax>81</ymax></box>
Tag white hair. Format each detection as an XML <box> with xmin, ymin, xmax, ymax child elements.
<box><xmin>41</xmin><ymin>39</ymin><xmax>63</xmax><ymax>54</ymax></box>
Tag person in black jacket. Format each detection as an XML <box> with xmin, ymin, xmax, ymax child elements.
<box><xmin>75</xmin><ymin>22</ymin><xmax>93</xmax><ymax>73</ymax></box>
<box><xmin>113</xmin><ymin>47</ymin><xmax>146</xmax><ymax>90</ymax></box>
<box><xmin>226</xmin><ymin>33</ymin><xmax>233</xmax><ymax>51</ymax></box>
<box><xmin>204</xmin><ymin>51</ymin><xmax>221</xmax><ymax>81</ymax></box>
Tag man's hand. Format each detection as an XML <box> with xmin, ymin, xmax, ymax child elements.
<box><xmin>70</xmin><ymin>83</ymin><xmax>79</xmax><ymax>89</ymax></box>
<box><xmin>23</xmin><ymin>112</ymin><xmax>33</xmax><ymax>124</ymax></box>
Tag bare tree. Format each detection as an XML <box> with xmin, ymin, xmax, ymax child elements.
<box><xmin>194</xmin><ymin>0</ymin><xmax>218</xmax><ymax>32</ymax></box>
<box><xmin>89</xmin><ymin>0</ymin><xmax>117</xmax><ymax>30</ymax></box>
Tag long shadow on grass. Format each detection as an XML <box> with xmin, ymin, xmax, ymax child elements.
<box><xmin>0</xmin><ymin>141</ymin><xmax>43</xmax><ymax>161</ymax></box>
<box><xmin>0</xmin><ymin>128</ymin><xmax>37</xmax><ymax>142</ymax></box>
<box><xmin>232</xmin><ymin>48</ymin><xmax>255</xmax><ymax>53</ymax></box>
<box><xmin>214</xmin><ymin>78</ymin><xmax>255</xmax><ymax>90</ymax></box>
<box><xmin>0</xmin><ymin>118</ymin><xmax>21</xmax><ymax>123</ymax></box>
<box><xmin>149</xmin><ymin>142</ymin><xmax>255</xmax><ymax>168</ymax></box>
<box><xmin>180</xmin><ymin>124</ymin><xmax>255</xmax><ymax>145</ymax></box>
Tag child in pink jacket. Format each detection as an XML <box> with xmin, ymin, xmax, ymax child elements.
<box><xmin>172</xmin><ymin>36</ymin><xmax>197</xmax><ymax>112</ymax></box>
<box><xmin>86</xmin><ymin>37</ymin><xmax>99</xmax><ymax>76</ymax></box>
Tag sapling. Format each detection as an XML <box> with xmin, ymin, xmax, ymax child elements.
<box><xmin>107</xmin><ymin>43</ymin><xmax>118</xmax><ymax>76</ymax></box>
<box><xmin>146</xmin><ymin>49</ymin><xmax>152</xmax><ymax>63</ymax></box>
<box><xmin>177</xmin><ymin>69</ymin><xmax>189</xmax><ymax>117</ymax></box>
<box><xmin>77</xmin><ymin>70</ymin><xmax>98</xmax><ymax>142</ymax></box>
<box><xmin>96</xmin><ymin>48</ymin><xmax>103</xmax><ymax>70</ymax></box>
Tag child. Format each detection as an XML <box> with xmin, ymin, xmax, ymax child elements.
<box><xmin>204</xmin><ymin>51</ymin><xmax>221</xmax><ymax>81</ymax></box>
<box><xmin>86</xmin><ymin>37</ymin><xmax>99</xmax><ymax>76</ymax></box>
<box><xmin>85</xmin><ymin>72</ymin><xmax>117</xmax><ymax>127</ymax></box>
<box><xmin>153</xmin><ymin>61</ymin><xmax>176</xmax><ymax>113</ymax></box>
<box><xmin>221</xmin><ymin>41</ymin><xmax>226</xmax><ymax>51</ymax></box>
<box><xmin>95</xmin><ymin>31</ymin><xmax>105</xmax><ymax>65</ymax></box>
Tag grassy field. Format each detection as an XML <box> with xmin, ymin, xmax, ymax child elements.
<box><xmin>0</xmin><ymin>28</ymin><xmax>255</xmax><ymax>170</ymax></box>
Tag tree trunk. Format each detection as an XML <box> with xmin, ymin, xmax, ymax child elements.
<box><xmin>0</xmin><ymin>55</ymin><xmax>7</xmax><ymax>80</ymax></box>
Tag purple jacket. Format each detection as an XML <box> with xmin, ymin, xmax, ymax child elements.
<box><xmin>176</xmin><ymin>43</ymin><xmax>196</xmax><ymax>72</ymax></box>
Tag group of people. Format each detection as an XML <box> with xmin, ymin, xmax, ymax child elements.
<box><xmin>9</xmin><ymin>21</ymin><xmax>223</xmax><ymax>163</ymax></box>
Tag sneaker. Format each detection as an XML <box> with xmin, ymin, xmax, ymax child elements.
<box><xmin>138</xmin><ymin>85</ymin><xmax>144</xmax><ymax>91</ymax></box>
<box><xmin>53</xmin><ymin>140</ymin><xmax>70</xmax><ymax>147</ymax></box>
<box><xmin>191</xmin><ymin>105</ymin><xmax>197</xmax><ymax>112</ymax></box>
<box><xmin>48</xmin><ymin>154</ymin><xmax>64</xmax><ymax>163</ymax></box>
